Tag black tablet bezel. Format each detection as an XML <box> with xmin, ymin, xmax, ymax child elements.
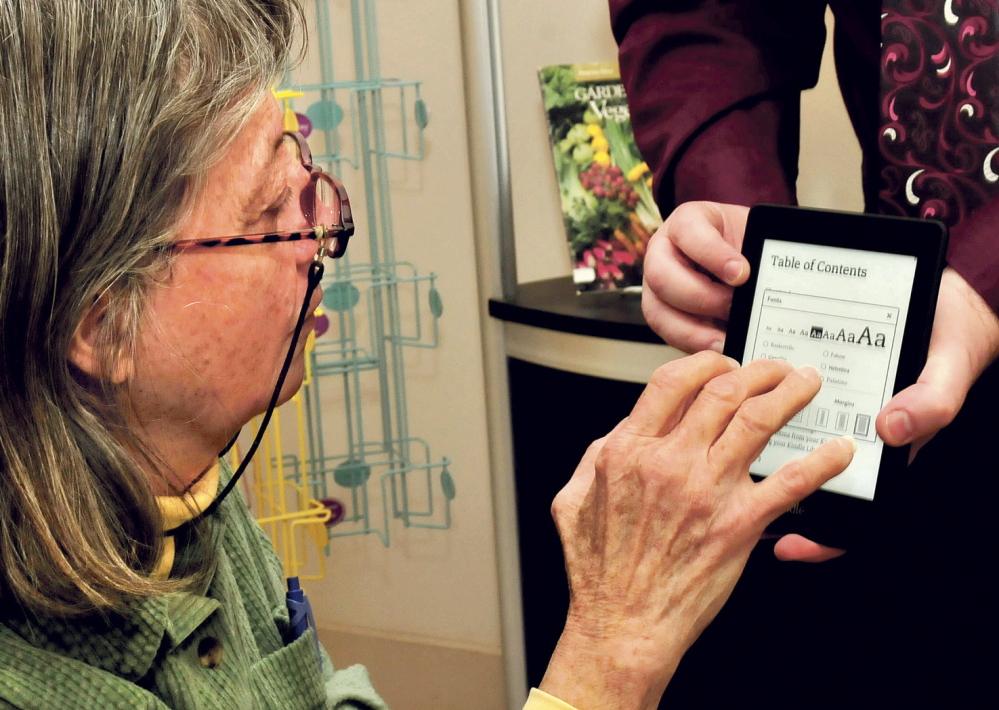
<box><xmin>723</xmin><ymin>204</ymin><xmax>948</xmax><ymax>548</ymax></box>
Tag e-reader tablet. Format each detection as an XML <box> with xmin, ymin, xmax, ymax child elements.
<box><xmin>724</xmin><ymin>204</ymin><xmax>948</xmax><ymax>548</ymax></box>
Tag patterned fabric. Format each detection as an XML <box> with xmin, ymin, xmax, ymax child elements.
<box><xmin>880</xmin><ymin>0</ymin><xmax>999</xmax><ymax>225</ymax></box>
<box><xmin>0</xmin><ymin>458</ymin><xmax>389</xmax><ymax>710</ymax></box>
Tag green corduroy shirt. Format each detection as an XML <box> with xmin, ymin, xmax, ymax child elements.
<box><xmin>0</xmin><ymin>459</ymin><xmax>389</xmax><ymax>710</ymax></box>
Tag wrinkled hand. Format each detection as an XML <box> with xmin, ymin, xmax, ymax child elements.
<box><xmin>538</xmin><ymin>353</ymin><xmax>856</xmax><ymax>710</ymax></box>
<box><xmin>642</xmin><ymin>202</ymin><xmax>751</xmax><ymax>353</ymax></box>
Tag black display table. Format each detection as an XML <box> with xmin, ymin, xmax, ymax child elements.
<box><xmin>487</xmin><ymin>276</ymin><xmax>660</xmax><ymax>343</ymax></box>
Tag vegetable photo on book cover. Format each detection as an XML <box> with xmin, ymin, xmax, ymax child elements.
<box><xmin>539</xmin><ymin>61</ymin><xmax>662</xmax><ymax>294</ymax></box>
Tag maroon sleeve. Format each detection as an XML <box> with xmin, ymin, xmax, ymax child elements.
<box><xmin>610</xmin><ymin>0</ymin><xmax>829</xmax><ymax>213</ymax></box>
<box><xmin>947</xmin><ymin>198</ymin><xmax>999</xmax><ymax>313</ymax></box>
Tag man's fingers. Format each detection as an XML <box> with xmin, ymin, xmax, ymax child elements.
<box><xmin>640</xmin><ymin>201</ymin><xmax>753</xmax><ymax>349</ymax></box>
<box><xmin>664</xmin><ymin>202</ymin><xmax>751</xmax><ymax>286</ymax></box>
<box><xmin>877</xmin><ymin>381</ymin><xmax>963</xmax><ymax>447</ymax></box>
<box><xmin>876</xmin><ymin>350</ymin><xmax>969</xmax><ymax>446</ymax></box>
<box><xmin>876</xmin><ymin>266</ymin><xmax>999</xmax><ymax>447</ymax></box>
<box><xmin>753</xmin><ymin>436</ymin><xmax>857</xmax><ymax>522</ymax></box>
<box><xmin>642</xmin><ymin>237</ymin><xmax>736</xmax><ymax>320</ymax></box>
<box><xmin>676</xmin><ymin>358</ymin><xmax>796</xmax><ymax>446</ymax></box>
<box><xmin>772</xmin><ymin>534</ymin><xmax>846</xmax><ymax>562</ymax></box>
<box><xmin>641</xmin><ymin>290</ymin><xmax>727</xmax><ymax>353</ymax></box>
<box><xmin>619</xmin><ymin>352</ymin><xmax>738</xmax><ymax>439</ymax></box>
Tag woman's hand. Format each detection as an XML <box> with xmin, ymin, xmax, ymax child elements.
<box><xmin>538</xmin><ymin>353</ymin><xmax>856</xmax><ymax>710</ymax></box>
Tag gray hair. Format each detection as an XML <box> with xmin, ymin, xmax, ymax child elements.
<box><xmin>0</xmin><ymin>0</ymin><xmax>304</xmax><ymax>616</ymax></box>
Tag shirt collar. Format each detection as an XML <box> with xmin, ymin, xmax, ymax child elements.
<box><xmin>152</xmin><ymin>463</ymin><xmax>221</xmax><ymax>580</ymax></box>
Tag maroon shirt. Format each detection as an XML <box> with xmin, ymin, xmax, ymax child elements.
<box><xmin>611</xmin><ymin>0</ymin><xmax>999</xmax><ymax>311</ymax></box>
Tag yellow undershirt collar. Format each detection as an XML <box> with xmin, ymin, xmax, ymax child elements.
<box><xmin>152</xmin><ymin>462</ymin><xmax>221</xmax><ymax>580</ymax></box>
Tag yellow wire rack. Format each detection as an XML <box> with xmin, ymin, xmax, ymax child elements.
<box><xmin>234</xmin><ymin>330</ymin><xmax>331</xmax><ymax>580</ymax></box>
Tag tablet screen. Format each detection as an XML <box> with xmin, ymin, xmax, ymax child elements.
<box><xmin>741</xmin><ymin>239</ymin><xmax>918</xmax><ymax>500</ymax></box>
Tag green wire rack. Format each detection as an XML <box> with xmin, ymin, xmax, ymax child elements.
<box><xmin>281</xmin><ymin>0</ymin><xmax>454</xmax><ymax>547</ymax></box>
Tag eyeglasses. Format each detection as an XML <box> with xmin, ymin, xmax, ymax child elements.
<box><xmin>171</xmin><ymin>131</ymin><xmax>353</xmax><ymax>262</ymax></box>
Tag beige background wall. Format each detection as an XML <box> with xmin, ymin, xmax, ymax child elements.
<box><xmin>286</xmin><ymin>0</ymin><xmax>503</xmax><ymax>657</ymax></box>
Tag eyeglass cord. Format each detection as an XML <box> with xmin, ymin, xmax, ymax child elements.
<box><xmin>164</xmin><ymin>259</ymin><xmax>325</xmax><ymax>536</ymax></box>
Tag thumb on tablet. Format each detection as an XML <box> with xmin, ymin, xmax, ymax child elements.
<box><xmin>773</xmin><ymin>534</ymin><xmax>845</xmax><ymax>562</ymax></box>
<box><xmin>875</xmin><ymin>354</ymin><xmax>967</xmax><ymax>454</ymax></box>
<box><xmin>876</xmin><ymin>268</ymin><xmax>999</xmax><ymax>455</ymax></box>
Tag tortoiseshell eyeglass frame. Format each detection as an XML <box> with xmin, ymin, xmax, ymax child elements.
<box><xmin>171</xmin><ymin>131</ymin><xmax>353</xmax><ymax>262</ymax></box>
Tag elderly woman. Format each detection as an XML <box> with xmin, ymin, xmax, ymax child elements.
<box><xmin>0</xmin><ymin>1</ymin><xmax>854</xmax><ymax>708</ymax></box>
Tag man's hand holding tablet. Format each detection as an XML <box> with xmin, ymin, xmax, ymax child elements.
<box><xmin>642</xmin><ymin>202</ymin><xmax>986</xmax><ymax>551</ymax></box>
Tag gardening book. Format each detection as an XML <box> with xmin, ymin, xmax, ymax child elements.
<box><xmin>539</xmin><ymin>61</ymin><xmax>661</xmax><ymax>294</ymax></box>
